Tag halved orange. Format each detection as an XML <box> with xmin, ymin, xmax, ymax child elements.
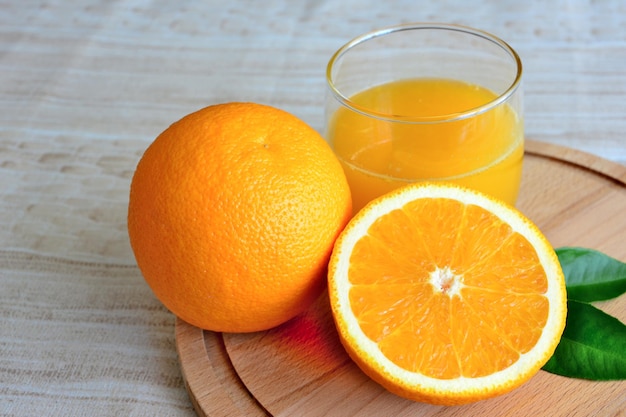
<box><xmin>328</xmin><ymin>183</ymin><xmax>567</xmax><ymax>405</ymax></box>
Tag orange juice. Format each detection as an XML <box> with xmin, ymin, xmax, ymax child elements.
<box><xmin>326</xmin><ymin>78</ymin><xmax>523</xmax><ymax>212</ymax></box>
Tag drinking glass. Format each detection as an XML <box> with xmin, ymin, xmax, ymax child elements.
<box><xmin>325</xmin><ymin>23</ymin><xmax>523</xmax><ymax>212</ymax></box>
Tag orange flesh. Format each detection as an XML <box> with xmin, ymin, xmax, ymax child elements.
<box><xmin>347</xmin><ymin>198</ymin><xmax>549</xmax><ymax>379</ymax></box>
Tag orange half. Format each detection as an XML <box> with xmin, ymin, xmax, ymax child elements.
<box><xmin>328</xmin><ymin>183</ymin><xmax>567</xmax><ymax>405</ymax></box>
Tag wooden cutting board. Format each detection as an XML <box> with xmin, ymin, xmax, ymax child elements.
<box><xmin>175</xmin><ymin>140</ymin><xmax>626</xmax><ymax>417</ymax></box>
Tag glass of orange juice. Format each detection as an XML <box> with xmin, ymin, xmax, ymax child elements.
<box><xmin>325</xmin><ymin>23</ymin><xmax>523</xmax><ymax>212</ymax></box>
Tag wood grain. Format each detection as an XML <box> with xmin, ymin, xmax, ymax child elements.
<box><xmin>175</xmin><ymin>320</ymin><xmax>267</xmax><ymax>416</ymax></box>
<box><xmin>177</xmin><ymin>140</ymin><xmax>626</xmax><ymax>417</ymax></box>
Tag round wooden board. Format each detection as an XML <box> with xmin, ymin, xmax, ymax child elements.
<box><xmin>176</xmin><ymin>140</ymin><xmax>626</xmax><ymax>417</ymax></box>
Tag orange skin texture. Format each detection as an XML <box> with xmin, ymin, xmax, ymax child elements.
<box><xmin>128</xmin><ymin>103</ymin><xmax>352</xmax><ymax>332</ymax></box>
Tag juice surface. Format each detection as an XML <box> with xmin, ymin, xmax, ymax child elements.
<box><xmin>327</xmin><ymin>78</ymin><xmax>523</xmax><ymax>212</ymax></box>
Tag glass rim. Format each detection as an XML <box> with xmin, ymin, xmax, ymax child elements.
<box><xmin>326</xmin><ymin>22</ymin><xmax>523</xmax><ymax>124</ymax></box>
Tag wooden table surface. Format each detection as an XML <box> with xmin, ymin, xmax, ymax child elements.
<box><xmin>1</xmin><ymin>2</ymin><xmax>625</xmax><ymax>416</ymax></box>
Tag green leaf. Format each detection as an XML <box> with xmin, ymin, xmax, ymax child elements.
<box><xmin>542</xmin><ymin>300</ymin><xmax>626</xmax><ymax>380</ymax></box>
<box><xmin>556</xmin><ymin>247</ymin><xmax>626</xmax><ymax>302</ymax></box>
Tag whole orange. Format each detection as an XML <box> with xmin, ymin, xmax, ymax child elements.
<box><xmin>128</xmin><ymin>102</ymin><xmax>352</xmax><ymax>332</ymax></box>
